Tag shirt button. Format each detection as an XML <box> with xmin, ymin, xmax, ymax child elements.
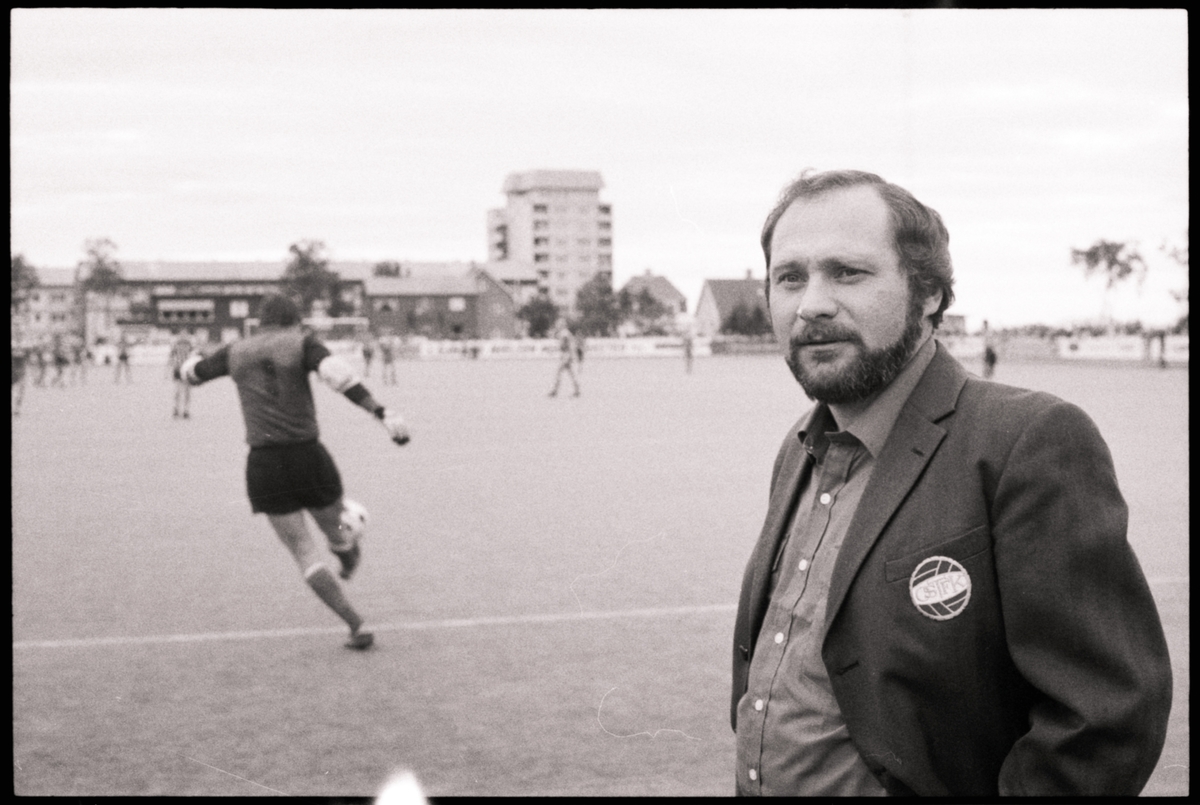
<box><xmin>798</xmin><ymin>559</ymin><xmax>809</xmax><ymax>571</ymax></box>
<box><xmin>749</xmin><ymin>769</ymin><xmax>758</xmax><ymax>781</ymax></box>
<box><xmin>754</xmin><ymin>699</ymin><xmax>764</xmax><ymax>711</ymax></box>
<box><xmin>820</xmin><ymin>492</ymin><xmax>832</xmax><ymax>505</ymax></box>
<box><xmin>774</xmin><ymin>632</ymin><xmax>784</xmax><ymax>644</ymax></box>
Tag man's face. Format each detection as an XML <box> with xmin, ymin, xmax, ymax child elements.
<box><xmin>767</xmin><ymin>185</ymin><xmax>938</xmax><ymax>404</ymax></box>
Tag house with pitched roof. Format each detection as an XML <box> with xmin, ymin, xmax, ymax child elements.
<box><xmin>618</xmin><ymin>270</ymin><xmax>687</xmax><ymax>314</ymax></box>
<box><xmin>360</xmin><ymin>262</ymin><xmax>519</xmax><ymax>339</ymax></box>
<box><xmin>694</xmin><ymin>274</ymin><xmax>771</xmax><ymax>337</ymax></box>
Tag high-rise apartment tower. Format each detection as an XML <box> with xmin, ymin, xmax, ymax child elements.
<box><xmin>486</xmin><ymin>170</ymin><xmax>612</xmax><ymax>314</ymax></box>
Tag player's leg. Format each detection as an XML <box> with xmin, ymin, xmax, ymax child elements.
<box><xmin>265</xmin><ymin>510</ymin><xmax>371</xmax><ymax>648</ymax></box>
<box><xmin>310</xmin><ymin>497</ymin><xmax>362</xmax><ymax>580</ymax></box>
<box><xmin>549</xmin><ymin>363</ymin><xmax>563</xmax><ymax>396</ymax></box>
<box><xmin>249</xmin><ymin>444</ymin><xmax>372</xmax><ymax>649</ymax></box>
<box><xmin>568</xmin><ymin>363</ymin><xmax>580</xmax><ymax>396</ymax></box>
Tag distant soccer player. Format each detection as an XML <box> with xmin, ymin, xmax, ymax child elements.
<box><xmin>50</xmin><ymin>338</ymin><xmax>69</xmax><ymax>387</ymax></box>
<box><xmin>547</xmin><ymin>319</ymin><xmax>581</xmax><ymax>398</ymax></box>
<box><xmin>69</xmin><ymin>339</ymin><xmax>88</xmax><ymax>385</ymax></box>
<box><xmin>168</xmin><ymin>331</ymin><xmax>194</xmax><ymax>418</ymax></box>
<box><xmin>180</xmin><ymin>293</ymin><xmax>411</xmax><ymax>650</ymax></box>
<box><xmin>12</xmin><ymin>342</ymin><xmax>28</xmax><ymax>416</ymax></box>
<box><xmin>361</xmin><ymin>335</ymin><xmax>375</xmax><ymax>378</ymax></box>
<box><xmin>379</xmin><ymin>334</ymin><xmax>398</xmax><ymax>386</ymax></box>
<box><xmin>115</xmin><ymin>332</ymin><xmax>133</xmax><ymax>383</ymax></box>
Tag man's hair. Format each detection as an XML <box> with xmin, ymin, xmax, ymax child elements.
<box><xmin>258</xmin><ymin>293</ymin><xmax>302</xmax><ymax>328</ymax></box>
<box><xmin>760</xmin><ymin>169</ymin><xmax>955</xmax><ymax>328</ymax></box>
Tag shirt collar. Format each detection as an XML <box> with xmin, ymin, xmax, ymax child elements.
<box><xmin>797</xmin><ymin>335</ymin><xmax>938</xmax><ymax>460</ymax></box>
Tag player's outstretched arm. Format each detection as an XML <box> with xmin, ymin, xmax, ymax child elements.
<box><xmin>181</xmin><ymin>346</ymin><xmax>230</xmax><ymax>386</ymax></box>
<box><xmin>317</xmin><ymin>354</ymin><xmax>410</xmax><ymax>445</ymax></box>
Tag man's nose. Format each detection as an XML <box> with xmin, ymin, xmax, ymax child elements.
<box><xmin>796</xmin><ymin>276</ymin><xmax>838</xmax><ymax>321</ymax></box>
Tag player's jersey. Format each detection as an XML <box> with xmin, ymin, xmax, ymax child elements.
<box><xmin>169</xmin><ymin>339</ymin><xmax>192</xmax><ymax>370</ymax></box>
<box><xmin>558</xmin><ymin>330</ymin><xmax>577</xmax><ymax>366</ymax></box>
<box><xmin>193</xmin><ymin>328</ymin><xmax>332</xmax><ymax>447</ymax></box>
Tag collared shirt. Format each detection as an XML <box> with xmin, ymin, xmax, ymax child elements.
<box><xmin>735</xmin><ymin>336</ymin><xmax>938</xmax><ymax>796</ymax></box>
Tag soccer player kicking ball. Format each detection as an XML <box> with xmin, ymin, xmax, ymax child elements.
<box><xmin>180</xmin><ymin>294</ymin><xmax>410</xmax><ymax>650</ymax></box>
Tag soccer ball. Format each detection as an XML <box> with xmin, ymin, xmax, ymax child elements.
<box><xmin>339</xmin><ymin>498</ymin><xmax>369</xmax><ymax>542</ymax></box>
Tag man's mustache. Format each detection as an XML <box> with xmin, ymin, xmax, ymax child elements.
<box><xmin>789</xmin><ymin>325</ymin><xmax>863</xmax><ymax>348</ymax></box>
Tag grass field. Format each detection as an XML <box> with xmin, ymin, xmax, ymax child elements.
<box><xmin>12</xmin><ymin>353</ymin><xmax>1189</xmax><ymax>797</ymax></box>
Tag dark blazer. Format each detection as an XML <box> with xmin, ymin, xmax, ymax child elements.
<box><xmin>731</xmin><ymin>343</ymin><xmax>1172</xmax><ymax>796</ymax></box>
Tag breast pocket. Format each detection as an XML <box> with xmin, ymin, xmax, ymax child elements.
<box><xmin>883</xmin><ymin>525</ymin><xmax>991</xmax><ymax>623</ymax></box>
<box><xmin>883</xmin><ymin>524</ymin><xmax>991</xmax><ymax>583</ymax></box>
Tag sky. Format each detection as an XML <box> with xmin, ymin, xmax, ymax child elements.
<box><xmin>10</xmin><ymin>8</ymin><xmax>1189</xmax><ymax>329</ymax></box>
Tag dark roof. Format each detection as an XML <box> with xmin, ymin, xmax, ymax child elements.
<box><xmin>703</xmin><ymin>278</ymin><xmax>768</xmax><ymax>318</ymax></box>
<box><xmin>619</xmin><ymin>272</ymin><xmax>686</xmax><ymax>305</ymax></box>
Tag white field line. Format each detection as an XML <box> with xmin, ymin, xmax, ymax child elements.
<box><xmin>12</xmin><ymin>603</ymin><xmax>738</xmax><ymax>651</ymax></box>
<box><xmin>13</xmin><ymin>576</ymin><xmax>1187</xmax><ymax>652</ymax></box>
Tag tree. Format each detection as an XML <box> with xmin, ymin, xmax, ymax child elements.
<box><xmin>618</xmin><ymin>286</ymin><xmax>673</xmax><ymax>335</ymax></box>
<box><xmin>281</xmin><ymin>240</ymin><xmax>347</xmax><ymax>316</ymax></box>
<box><xmin>1161</xmin><ymin>229</ymin><xmax>1189</xmax><ymax>333</ymax></box>
<box><xmin>76</xmin><ymin>238</ymin><xmax>124</xmax><ymax>340</ymax></box>
<box><xmin>722</xmin><ymin>301</ymin><xmax>772</xmax><ymax>336</ymax></box>
<box><xmin>11</xmin><ymin>253</ymin><xmax>39</xmax><ymax>314</ymax></box>
<box><xmin>574</xmin><ymin>273</ymin><xmax>621</xmax><ymax>337</ymax></box>
<box><xmin>1070</xmin><ymin>239</ymin><xmax>1147</xmax><ymax>327</ymax></box>
<box><xmin>517</xmin><ymin>295</ymin><xmax>559</xmax><ymax>338</ymax></box>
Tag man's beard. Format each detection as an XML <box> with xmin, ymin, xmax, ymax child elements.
<box><xmin>785</xmin><ymin>297</ymin><xmax>925</xmax><ymax>405</ymax></box>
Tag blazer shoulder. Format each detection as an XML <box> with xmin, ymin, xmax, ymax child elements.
<box><xmin>953</xmin><ymin>376</ymin><xmax>1107</xmax><ymax>453</ymax></box>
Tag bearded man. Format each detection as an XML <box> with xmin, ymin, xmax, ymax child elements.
<box><xmin>730</xmin><ymin>169</ymin><xmax>1171</xmax><ymax>796</ymax></box>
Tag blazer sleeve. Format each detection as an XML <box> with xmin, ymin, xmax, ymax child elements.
<box><xmin>991</xmin><ymin>399</ymin><xmax>1171</xmax><ymax>795</ymax></box>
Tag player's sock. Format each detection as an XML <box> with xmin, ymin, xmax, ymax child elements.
<box><xmin>303</xmin><ymin>563</ymin><xmax>364</xmax><ymax>632</ymax></box>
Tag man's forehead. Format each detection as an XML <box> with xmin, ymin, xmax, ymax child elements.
<box><xmin>769</xmin><ymin>186</ymin><xmax>895</xmax><ymax>267</ymax></box>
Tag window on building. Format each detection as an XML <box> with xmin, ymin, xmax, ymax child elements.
<box><xmin>448</xmin><ymin>297</ymin><xmax>466</xmax><ymax>312</ymax></box>
<box><xmin>598</xmin><ymin>205</ymin><xmax>611</xmax><ymax>214</ymax></box>
<box><xmin>229</xmin><ymin>300</ymin><xmax>250</xmax><ymax>318</ymax></box>
<box><xmin>578</xmin><ymin>238</ymin><xmax>591</xmax><ymax>246</ymax></box>
<box><xmin>534</xmin><ymin>253</ymin><xmax>549</xmax><ymax>263</ymax></box>
<box><xmin>534</xmin><ymin>237</ymin><xmax>549</xmax><ymax>246</ymax></box>
<box><xmin>598</xmin><ymin>255</ymin><xmax>612</xmax><ymax>267</ymax></box>
<box><xmin>578</xmin><ymin>255</ymin><xmax>592</xmax><ymax>263</ymax></box>
<box><xmin>533</xmin><ymin>204</ymin><xmax>547</xmax><ymax>213</ymax></box>
<box><xmin>598</xmin><ymin>238</ymin><xmax>612</xmax><ymax>247</ymax></box>
<box><xmin>533</xmin><ymin>220</ymin><xmax>548</xmax><ymax>230</ymax></box>
<box><xmin>598</xmin><ymin>221</ymin><xmax>611</xmax><ymax>231</ymax></box>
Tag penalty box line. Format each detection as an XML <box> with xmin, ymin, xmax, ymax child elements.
<box><xmin>12</xmin><ymin>603</ymin><xmax>739</xmax><ymax>651</ymax></box>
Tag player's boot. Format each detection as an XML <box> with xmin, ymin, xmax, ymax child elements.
<box><xmin>346</xmin><ymin>623</ymin><xmax>374</xmax><ymax>650</ymax></box>
<box><xmin>333</xmin><ymin>542</ymin><xmax>361</xmax><ymax>580</ymax></box>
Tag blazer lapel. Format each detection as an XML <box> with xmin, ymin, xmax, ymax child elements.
<box><xmin>823</xmin><ymin>344</ymin><xmax>968</xmax><ymax>634</ymax></box>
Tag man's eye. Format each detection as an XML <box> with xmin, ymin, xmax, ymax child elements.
<box><xmin>777</xmin><ymin>272</ymin><xmax>804</xmax><ymax>284</ymax></box>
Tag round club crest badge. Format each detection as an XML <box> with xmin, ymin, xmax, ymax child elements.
<box><xmin>909</xmin><ymin>555</ymin><xmax>971</xmax><ymax>620</ymax></box>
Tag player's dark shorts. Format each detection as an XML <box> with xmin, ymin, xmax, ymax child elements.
<box><xmin>244</xmin><ymin>439</ymin><xmax>343</xmax><ymax>515</ymax></box>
